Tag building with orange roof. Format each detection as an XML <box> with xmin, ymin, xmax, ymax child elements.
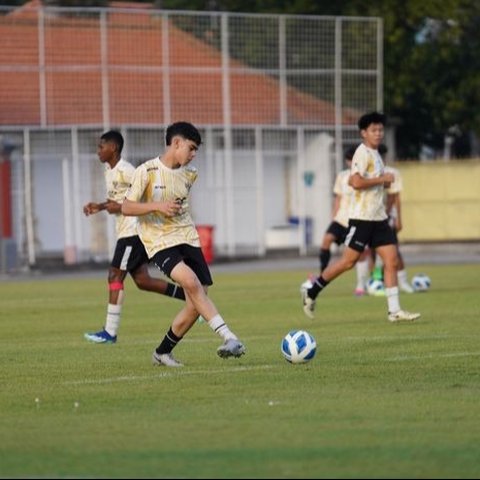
<box><xmin>0</xmin><ymin>2</ymin><xmax>382</xmax><ymax>266</ymax></box>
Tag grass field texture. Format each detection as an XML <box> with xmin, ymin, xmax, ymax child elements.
<box><xmin>0</xmin><ymin>263</ymin><xmax>479</xmax><ymax>479</ymax></box>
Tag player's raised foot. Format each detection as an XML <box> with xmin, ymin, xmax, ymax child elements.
<box><xmin>217</xmin><ymin>338</ymin><xmax>246</xmax><ymax>359</ymax></box>
<box><xmin>399</xmin><ymin>282</ymin><xmax>415</xmax><ymax>294</ymax></box>
<box><xmin>301</xmin><ymin>286</ymin><xmax>316</xmax><ymax>319</ymax></box>
<box><xmin>354</xmin><ymin>288</ymin><xmax>366</xmax><ymax>297</ymax></box>
<box><xmin>388</xmin><ymin>310</ymin><xmax>421</xmax><ymax>323</ymax></box>
<box><xmin>152</xmin><ymin>351</ymin><xmax>184</xmax><ymax>367</ymax></box>
<box><xmin>84</xmin><ymin>329</ymin><xmax>117</xmax><ymax>344</ymax></box>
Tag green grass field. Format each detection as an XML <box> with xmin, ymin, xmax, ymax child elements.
<box><xmin>1</xmin><ymin>263</ymin><xmax>479</xmax><ymax>479</ymax></box>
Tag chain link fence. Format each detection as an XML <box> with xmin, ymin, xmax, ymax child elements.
<box><xmin>0</xmin><ymin>4</ymin><xmax>382</xmax><ymax>270</ymax></box>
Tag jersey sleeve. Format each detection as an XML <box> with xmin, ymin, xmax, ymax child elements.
<box><xmin>125</xmin><ymin>164</ymin><xmax>148</xmax><ymax>202</ymax></box>
<box><xmin>351</xmin><ymin>146</ymin><xmax>367</xmax><ymax>177</ymax></box>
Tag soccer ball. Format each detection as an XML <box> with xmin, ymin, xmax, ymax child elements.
<box><xmin>411</xmin><ymin>273</ymin><xmax>431</xmax><ymax>292</ymax></box>
<box><xmin>367</xmin><ymin>278</ymin><xmax>385</xmax><ymax>296</ymax></box>
<box><xmin>281</xmin><ymin>330</ymin><xmax>317</xmax><ymax>364</ymax></box>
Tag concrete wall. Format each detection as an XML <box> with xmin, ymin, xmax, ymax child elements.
<box><xmin>396</xmin><ymin>160</ymin><xmax>480</xmax><ymax>242</ymax></box>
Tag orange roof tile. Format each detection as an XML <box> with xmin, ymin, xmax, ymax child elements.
<box><xmin>0</xmin><ymin>1</ymin><xmax>358</xmax><ymax>126</ymax></box>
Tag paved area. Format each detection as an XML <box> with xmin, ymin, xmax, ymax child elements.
<box><xmin>1</xmin><ymin>242</ymin><xmax>479</xmax><ymax>281</ymax></box>
<box><xmin>211</xmin><ymin>242</ymin><xmax>480</xmax><ymax>274</ymax></box>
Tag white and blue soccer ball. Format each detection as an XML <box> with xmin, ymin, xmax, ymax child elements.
<box><xmin>411</xmin><ymin>273</ymin><xmax>431</xmax><ymax>292</ymax></box>
<box><xmin>367</xmin><ymin>278</ymin><xmax>385</xmax><ymax>296</ymax></box>
<box><xmin>281</xmin><ymin>330</ymin><xmax>317</xmax><ymax>364</ymax></box>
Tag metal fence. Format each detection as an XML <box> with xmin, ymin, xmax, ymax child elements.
<box><xmin>0</xmin><ymin>4</ymin><xmax>382</xmax><ymax>271</ymax></box>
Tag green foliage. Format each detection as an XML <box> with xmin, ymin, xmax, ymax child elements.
<box><xmin>1</xmin><ymin>264</ymin><xmax>479</xmax><ymax>478</ymax></box>
<box><xmin>160</xmin><ymin>0</ymin><xmax>480</xmax><ymax>158</ymax></box>
<box><xmin>334</xmin><ymin>0</ymin><xmax>480</xmax><ymax>158</ymax></box>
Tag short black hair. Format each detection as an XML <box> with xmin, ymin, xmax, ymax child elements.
<box><xmin>358</xmin><ymin>111</ymin><xmax>386</xmax><ymax>130</ymax></box>
<box><xmin>101</xmin><ymin>130</ymin><xmax>124</xmax><ymax>154</ymax></box>
<box><xmin>165</xmin><ymin>121</ymin><xmax>202</xmax><ymax>146</ymax></box>
<box><xmin>344</xmin><ymin>145</ymin><xmax>358</xmax><ymax>161</ymax></box>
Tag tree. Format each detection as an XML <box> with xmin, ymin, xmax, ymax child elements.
<box><xmin>338</xmin><ymin>0</ymin><xmax>480</xmax><ymax>158</ymax></box>
<box><xmin>158</xmin><ymin>0</ymin><xmax>480</xmax><ymax>159</ymax></box>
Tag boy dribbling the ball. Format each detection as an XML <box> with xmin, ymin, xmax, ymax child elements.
<box><xmin>122</xmin><ymin>121</ymin><xmax>246</xmax><ymax>366</ymax></box>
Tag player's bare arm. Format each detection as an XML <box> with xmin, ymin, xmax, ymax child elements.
<box><xmin>83</xmin><ymin>201</ymin><xmax>109</xmax><ymax>216</ymax></box>
<box><xmin>394</xmin><ymin>194</ymin><xmax>403</xmax><ymax>231</ymax></box>
<box><xmin>386</xmin><ymin>193</ymin><xmax>396</xmax><ymax>214</ymax></box>
<box><xmin>331</xmin><ymin>195</ymin><xmax>341</xmax><ymax>218</ymax></box>
<box><xmin>104</xmin><ymin>199</ymin><xmax>122</xmax><ymax>214</ymax></box>
<box><xmin>348</xmin><ymin>172</ymin><xmax>394</xmax><ymax>190</ymax></box>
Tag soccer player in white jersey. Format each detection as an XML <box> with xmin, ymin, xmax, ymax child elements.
<box><xmin>301</xmin><ymin>112</ymin><xmax>420</xmax><ymax>323</ymax></box>
<box><xmin>83</xmin><ymin>130</ymin><xmax>186</xmax><ymax>344</ymax></box>
<box><xmin>122</xmin><ymin>122</ymin><xmax>245</xmax><ymax>367</ymax></box>
<box><xmin>313</xmin><ymin>145</ymin><xmax>370</xmax><ymax>295</ymax></box>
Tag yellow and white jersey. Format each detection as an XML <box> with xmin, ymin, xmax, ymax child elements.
<box><xmin>385</xmin><ymin>165</ymin><xmax>402</xmax><ymax>219</ymax></box>
<box><xmin>104</xmin><ymin>158</ymin><xmax>137</xmax><ymax>239</ymax></box>
<box><xmin>125</xmin><ymin>157</ymin><xmax>200</xmax><ymax>259</ymax></box>
<box><xmin>333</xmin><ymin>168</ymin><xmax>354</xmax><ymax>228</ymax></box>
<box><xmin>349</xmin><ymin>143</ymin><xmax>388</xmax><ymax>221</ymax></box>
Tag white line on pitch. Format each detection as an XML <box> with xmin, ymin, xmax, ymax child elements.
<box><xmin>387</xmin><ymin>351</ymin><xmax>480</xmax><ymax>361</ymax></box>
<box><xmin>63</xmin><ymin>364</ymin><xmax>275</xmax><ymax>385</ymax></box>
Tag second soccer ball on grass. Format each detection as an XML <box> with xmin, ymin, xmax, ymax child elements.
<box><xmin>411</xmin><ymin>273</ymin><xmax>431</xmax><ymax>292</ymax></box>
<box><xmin>367</xmin><ymin>278</ymin><xmax>385</xmax><ymax>296</ymax></box>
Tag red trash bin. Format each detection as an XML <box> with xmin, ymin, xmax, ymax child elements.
<box><xmin>196</xmin><ymin>225</ymin><xmax>215</xmax><ymax>264</ymax></box>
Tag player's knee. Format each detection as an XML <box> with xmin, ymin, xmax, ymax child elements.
<box><xmin>343</xmin><ymin>258</ymin><xmax>357</xmax><ymax>271</ymax></box>
<box><xmin>132</xmin><ymin>274</ymin><xmax>149</xmax><ymax>290</ymax></box>
<box><xmin>384</xmin><ymin>257</ymin><xmax>399</xmax><ymax>272</ymax></box>
<box><xmin>108</xmin><ymin>280</ymin><xmax>124</xmax><ymax>292</ymax></box>
<box><xmin>108</xmin><ymin>268</ymin><xmax>124</xmax><ymax>284</ymax></box>
<box><xmin>394</xmin><ymin>257</ymin><xmax>400</xmax><ymax>270</ymax></box>
<box><xmin>391</xmin><ymin>258</ymin><xmax>400</xmax><ymax>271</ymax></box>
<box><xmin>181</xmin><ymin>275</ymin><xmax>203</xmax><ymax>294</ymax></box>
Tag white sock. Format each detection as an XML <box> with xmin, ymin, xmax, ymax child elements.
<box><xmin>105</xmin><ymin>303</ymin><xmax>121</xmax><ymax>337</ymax></box>
<box><xmin>397</xmin><ymin>269</ymin><xmax>409</xmax><ymax>286</ymax></box>
<box><xmin>385</xmin><ymin>287</ymin><xmax>401</xmax><ymax>313</ymax></box>
<box><xmin>208</xmin><ymin>314</ymin><xmax>237</xmax><ymax>342</ymax></box>
<box><xmin>356</xmin><ymin>260</ymin><xmax>369</xmax><ymax>290</ymax></box>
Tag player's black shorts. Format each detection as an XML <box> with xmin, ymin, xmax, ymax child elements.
<box><xmin>344</xmin><ymin>219</ymin><xmax>396</xmax><ymax>253</ymax></box>
<box><xmin>151</xmin><ymin>244</ymin><xmax>213</xmax><ymax>286</ymax></box>
<box><xmin>326</xmin><ymin>221</ymin><xmax>348</xmax><ymax>245</ymax></box>
<box><xmin>111</xmin><ymin>235</ymin><xmax>149</xmax><ymax>273</ymax></box>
